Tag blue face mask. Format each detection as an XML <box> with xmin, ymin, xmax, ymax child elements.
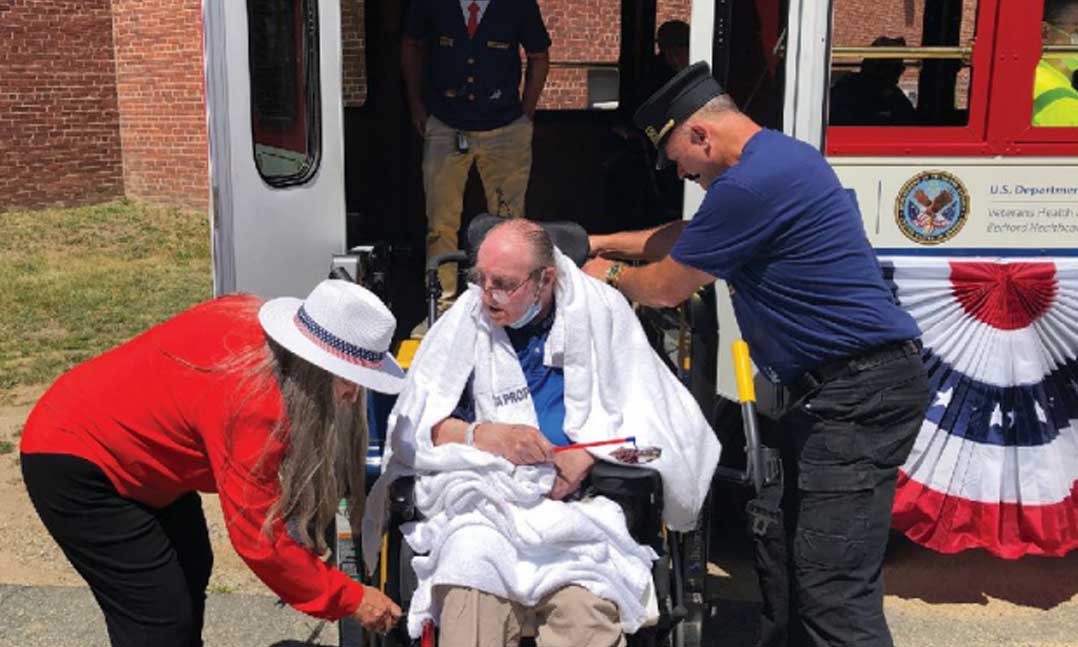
<box><xmin>508</xmin><ymin>294</ymin><xmax>542</xmax><ymax>329</ymax></box>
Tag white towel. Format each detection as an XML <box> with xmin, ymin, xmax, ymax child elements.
<box><xmin>362</xmin><ymin>248</ymin><xmax>721</xmax><ymax>637</ymax></box>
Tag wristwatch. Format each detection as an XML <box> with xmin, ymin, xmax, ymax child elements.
<box><xmin>464</xmin><ymin>421</ymin><xmax>481</xmax><ymax>447</ymax></box>
<box><xmin>604</xmin><ymin>261</ymin><xmax>625</xmax><ymax>289</ymax></box>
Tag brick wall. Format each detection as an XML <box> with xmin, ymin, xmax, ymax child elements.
<box><xmin>111</xmin><ymin>0</ymin><xmax>208</xmax><ymax>212</ymax></box>
<box><xmin>656</xmin><ymin>0</ymin><xmax>692</xmax><ymax>39</ymax></box>
<box><xmin>538</xmin><ymin>0</ymin><xmax>691</xmax><ymax>110</ymax></box>
<box><xmin>342</xmin><ymin>0</ymin><xmax>368</xmax><ymax>107</ymax></box>
<box><xmin>1</xmin><ymin>0</ymin><xmax>697</xmax><ymax>210</ymax></box>
<box><xmin>0</xmin><ymin>0</ymin><xmax>123</xmax><ymax>210</ymax></box>
<box><xmin>833</xmin><ymin>0</ymin><xmax>976</xmax><ymax>48</ymax></box>
<box><xmin>832</xmin><ymin>0</ymin><xmax>977</xmax><ymax>108</ymax></box>
<box><xmin>538</xmin><ymin>0</ymin><xmax>619</xmax><ymax>109</ymax></box>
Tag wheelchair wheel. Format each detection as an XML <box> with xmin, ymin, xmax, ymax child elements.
<box><xmin>670</xmin><ymin>498</ymin><xmax>712</xmax><ymax>647</ymax></box>
<box><xmin>336</xmin><ymin>511</ymin><xmax>418</xmax><ymax>646</ymax></box>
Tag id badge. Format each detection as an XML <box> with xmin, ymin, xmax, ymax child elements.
<box><xmin>455</xmin><ymin>131</ymin><xmax>469</xmax><ymax>154</ymax></box>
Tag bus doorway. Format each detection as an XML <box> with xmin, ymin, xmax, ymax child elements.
<box><xmin>341</xmin><ymin>0</ymin><xmax>710</xmax><ymax>335</ymax></box>
<box><xmin>711</xmin><ymin>0</ymin><xmax>788</xmax><ymax>132</ymax></box>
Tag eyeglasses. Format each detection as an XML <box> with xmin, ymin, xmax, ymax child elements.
<box><xmin>466</xmin><ymin>267</ymin><xmax>543</xmax><ymax>305</ymax></box>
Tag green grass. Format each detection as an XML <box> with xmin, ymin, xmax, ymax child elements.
<box><xmin>0</xmin><ymin>440</ymin><xmax>13</xmax><ymax>455</ymax></box>
<box><xmin>0</xmin><ymin>199</ymin><xmax>212</xmax><ymax>395</ymax></box>
<box><xmin>207</xmin><ymin>583</ymin><xmax>237</xmax><ymax>594</ymax></box>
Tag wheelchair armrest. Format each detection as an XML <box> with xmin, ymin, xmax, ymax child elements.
<box><xmin>586</xmin><ymin>462</ymin><xmax>664</xmax><ymax>551</ymax></box>
<box><xmin>388</xmin><ymin>476</ymin><xmax>417</xmax><ymax>523</ymax></box>
<box><xmin>588</xmin><ymin>461</ymin><xmax>663</xmax><ymax>503</ymax></box>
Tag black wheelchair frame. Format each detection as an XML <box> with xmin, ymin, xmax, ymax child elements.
<box><xmin>374</xmin><ymin>467</ymin><xmax>711</xmax><ymax>647</ymax></box>
<box><xmin>331</xmin><ymin>215</ymin><xmax>716</xmax><ymax>647</ymax></box>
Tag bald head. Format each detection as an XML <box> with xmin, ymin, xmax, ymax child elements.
<box><xmin>473</xmin><ymin>219</ymin><xmax>557</xmax><ymax>327</ymax></box>
<box><xmin>479</xmin><ymin>219</ymin><xmax>555</xmax><ymax>271</ymax></box>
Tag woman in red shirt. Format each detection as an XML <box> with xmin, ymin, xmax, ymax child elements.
<box><xmin>20</xmin><ymin>279</ymin><xmax>405</xmax><ymax>646</ymax></box>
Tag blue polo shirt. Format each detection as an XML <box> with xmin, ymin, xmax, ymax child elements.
<box><xmin>451</xmin><ymin>308</ymin><xmax>569</xmax><ymax>446</ymax></box>
<box><xmin>670</xmin><ymin>128</ymin><xmax>921</xmax><ymax>384</ymax></box>
<box><xmin>404</xmin><ymin>0</ymin><xmax>551</xmax><ymax>131</ymax></box>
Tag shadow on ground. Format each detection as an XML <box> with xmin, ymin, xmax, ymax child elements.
<box><xmin>705</xmin><ymin>496</ymin><xmax>763</xmax><ymax>645</ymax></box>
<box><xmin>701</xmin><ymin>485</ymin><xmax>1078</xmax><ymax>644</ymax></box>
<box><xmin>883</xmin><ymin>531</ymin><xmax>1078</xmax><ymax>609</ymax></box>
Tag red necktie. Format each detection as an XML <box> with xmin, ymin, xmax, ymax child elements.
<box><xmin>467</xmin><ymin>1</ymin><xmax>480</xmax><ymax>38</ymax></box>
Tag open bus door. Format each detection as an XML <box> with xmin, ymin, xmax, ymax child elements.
<box><xmin>707</xmin><ymin>0</ymin><xmax>836</xmax><ymax>405</ymax></box>
<box><xmin>204</xmin><ymin>0</ymin><xmax>347</xmax><ymax>298</ymax></box>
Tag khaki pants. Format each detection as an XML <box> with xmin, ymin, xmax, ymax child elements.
<box><xmin>438</xmin><ymin>585</ymin><xmax>626</xmax><ymax>647</ymax></box>
<box><xmin>422</xmin><ymin>114</ymin><xmax>533</xmax><ymax>300</ymax></box>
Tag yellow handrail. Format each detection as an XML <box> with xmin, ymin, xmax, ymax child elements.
<box><xmin>733</xmin><ymin>340</ymin><xmax>756</xmax><ymax>404</ymax></box>
<box><xmin>831</xmin><ymin>45</ymin><xmax>972</xmax><ymax>60</ymax></box>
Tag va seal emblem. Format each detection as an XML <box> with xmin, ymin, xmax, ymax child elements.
<box><xmin>895</xmin><ymin>170</ymin><xmax>969</xmax><ymax>245</ymax></box>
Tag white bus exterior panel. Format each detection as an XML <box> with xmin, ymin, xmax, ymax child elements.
<box><xmin>204</xmin><ymin>0</ymin><xmax>347</xmax><ymax>299</ymax></box>
<box><xmin>832</xmin><ymin>158</ymin><xmax>1078</xmax><ymax>251</ymax></box>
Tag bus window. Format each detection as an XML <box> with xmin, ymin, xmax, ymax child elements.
<box><xmin>630</xmin><ymin>14</ymin><xmax>691</xmax><ymax>115</ymax></box>
<box><xmin>1032</xmin><ymin>0</ymin><xmax>1078</xmax><ymax>127</ymax></box>
<box><xmin>718</xmin><ymin>0</ymin><xmax>786</xmax><ymax>130</ymax></box>
<box><xmin>829</xmin><ymin>0</ymin><xmax>978</xmax><ymax>127</ymax></box>
<box><xmin>248</xmin><ymin>0</ymin><xmax>321</xmax><ymax>186</ymax></box>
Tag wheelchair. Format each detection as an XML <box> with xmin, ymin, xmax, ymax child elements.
<box><xmin>335</xmin><ymin>215</ymin><xmax>713</xmax><ymax>647</ymax></box>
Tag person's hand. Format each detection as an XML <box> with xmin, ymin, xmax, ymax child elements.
<box><xmin>550</xmin><ymin>449</ymin><xmax>595</xmax><ymax>499</ymax></box>
<box><xmin>587</xmin><ymin>234</ymin><xmax>605</xmax><ymax>258</ymax></box>
<box><xmin>409</xmin><ymin>100</ymin><xmax>428</xmax><ymax>137</ymax></box>
<box><xmin>351</xmin><ymin>586</ymin><xmax>402</xmax><ymax>634</ymax></box>
<box><xmin>474</xmin><ymin>422</ymin><xmax>555</xmax><ymax>465</ymax></box>
<box><xmin>582</xmin><ymin>256</ymin><xmax>615</xmax><ymax>281</ymax></box>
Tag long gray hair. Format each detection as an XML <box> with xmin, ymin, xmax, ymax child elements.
<box><xmin>261</xmin><ymin>337</ymin><xmax>367</xmax><ymax>555</ymax></box>
<box><xmin>220</xmin><ymin>297</ymin><xmax>368</xmax><ymax>556</ymax></box>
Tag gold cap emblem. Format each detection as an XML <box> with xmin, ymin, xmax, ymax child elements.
<box><xmin>645</xmin><ymin>118</ymin><xmax>676</xmax><ymax>146</ymax></box>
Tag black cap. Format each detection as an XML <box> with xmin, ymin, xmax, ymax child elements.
<box><xmin>633</xmin><ymin>61</ymin><xmax>725</xmax><ymax>169</ymax></box>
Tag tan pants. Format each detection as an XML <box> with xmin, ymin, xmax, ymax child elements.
<box><xmin>438</xmin><ymin>585</ymin><xmax>626</xmax><ymax>647</ymax></box>
<box><xmin>422</xmin><ymin>114</ymin><xmax>533</xmax><ymax>299</ymax></box>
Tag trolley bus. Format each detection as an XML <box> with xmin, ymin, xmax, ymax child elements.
<box><xmin>205</xmin><ymin>0</ymin><xmax>1078</xmax><ymax>584</ymax></box>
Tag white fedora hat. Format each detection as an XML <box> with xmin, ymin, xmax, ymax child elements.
<box><xmin>258</xmin><ymin>279</ymin><xmax>405</xmax><ymax>394</ymax></box>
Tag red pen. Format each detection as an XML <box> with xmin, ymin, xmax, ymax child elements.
<box><xmin>553</xmin><ymin>436</ymin><xmax>636</xmax><ymax>453</ymax></box>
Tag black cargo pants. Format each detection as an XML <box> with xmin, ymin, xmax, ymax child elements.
<box><xmin>769</xmin><ymin>343</ymin><xmax>930</xmax><ymax>647</ymax></box>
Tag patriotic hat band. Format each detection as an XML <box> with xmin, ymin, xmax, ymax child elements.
<box><xmin>259</xmin><ymin>279</ymin><xmax>404</xmax><ymax>395</ymax></box>
<box><xmin>294</xmin><ymin>305</ymin><xmax>386</xmax><ymax>368</ymax></box>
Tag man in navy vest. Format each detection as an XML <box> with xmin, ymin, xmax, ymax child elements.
<box><xmin>403</xmin><ymin>0</ymin><xmax>551</xmax><ymax>307</ymax></box>
<box><xmin>584</xmin><ymin>62</ymin><xmax>930</xmax><ymax>647</ymax></box>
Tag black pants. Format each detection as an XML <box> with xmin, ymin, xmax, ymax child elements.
<box><xmin>770</xmin><ymin>346</ymin><xmax>930</xmax><ymax>647</ymax></box>
<box><xmin>21</xmin><ymin>453</ymin><xmax>213</xmax><ymax>647</ymax></box>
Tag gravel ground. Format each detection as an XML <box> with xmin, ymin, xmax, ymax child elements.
<box><xmin>0</xmin><ymin>585</ymin><xmax>336</xmax><ymax>647</ymax></box>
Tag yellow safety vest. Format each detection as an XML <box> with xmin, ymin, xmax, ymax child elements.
<box><xmin>1032</xmin><ymin>60</ymin><xmax>1078</xmax><ymax>127</ymax></box>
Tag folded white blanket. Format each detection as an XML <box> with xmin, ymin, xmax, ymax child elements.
<box><xmin>404</xmin><ymin>462</ymin><xmax>660</xmax><ymax>637</ymax></box>
<box><xmin>362</xmin><ymin>248</ymin><xmax>721</xmax><ymax>637</ymax></box>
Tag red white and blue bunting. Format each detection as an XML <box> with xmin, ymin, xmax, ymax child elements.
<box><xmin>882</xmin><ymin>257</ymin><xmax>1078</xmax><ymax>558</ymax></box>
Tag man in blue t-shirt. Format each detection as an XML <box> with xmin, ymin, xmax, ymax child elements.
<box><xmin>402</xmin><ymin>0</ymin><xmax>551</xmax><ymax>308</ymax></box>
<box><xmin>584</xmin><ymin>62</ymin><xmax>930</xmax><ymax>647</ymax></box>
<box><xmin>427</xmin><ymin>219</ymin><xmax>624</xmax><ymax>647</ymax></box>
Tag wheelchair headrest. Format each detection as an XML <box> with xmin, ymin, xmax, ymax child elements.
<box><xmin>466</xmin><ymin>214</ymin><xmax>591</xmax><ymax>268</ymax></box>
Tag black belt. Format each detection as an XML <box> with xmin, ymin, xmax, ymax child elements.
<box><xmin>790</xmin><ymin>339</ymin><xmax>922</xmax><ymax>397</ymax></box>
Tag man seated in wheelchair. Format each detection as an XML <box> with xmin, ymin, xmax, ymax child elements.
<box><xmin>362</xmin><ymin>219</ymin><xmax>720</xmax><ymax>645</ymax></box>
